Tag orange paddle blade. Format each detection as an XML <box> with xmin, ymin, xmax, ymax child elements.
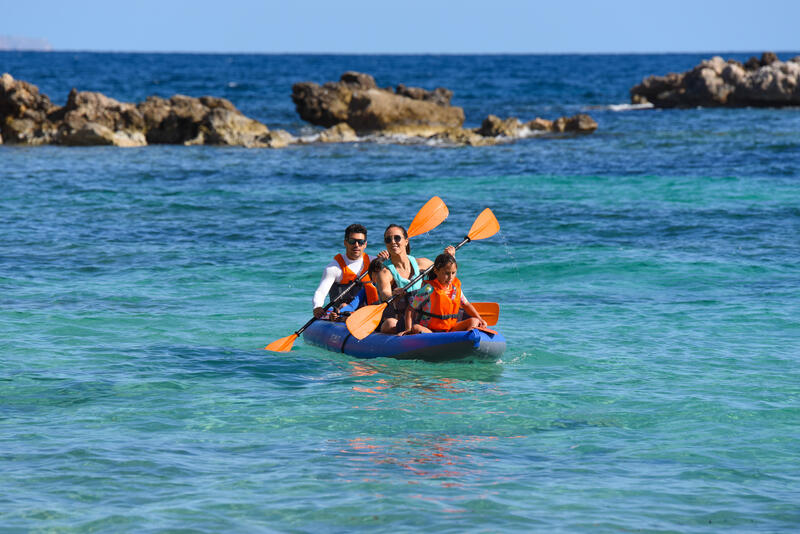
<box><xmin>408</xmin><ymin>196</ymin><xmax>449</xmax><ymax>238</ymax></box>
<box><xmin>346</xmin><ymin>303</ymin><xmax>387</xmax><ymax>340</ymax></box>
<box><xmin>264</xmin><ymin>333</ymin><xmax>298</xmax><ymax>353</ymax></box>
<box><xmin>472</xmin><ymin>302</ymin><xmax>499</xmax><ymax>326</ymax></box>
<box><xmin>467</xmin><ymin>208</ymin><xmax>500</xmax><ymax>241</ymax></box>
<box><xmin>476</xmin><ymin>326</ymin><xmax>498</xmax><ymax>335</ymax></box>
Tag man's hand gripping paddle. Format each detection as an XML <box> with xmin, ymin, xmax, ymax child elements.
<box><xmin>345</xmin><ymin>208</ymin><xmax>500</xmax><ymax>340</ymax></box>
<box><xmin>265</xmin><ymin>196</ymin><xmax>449</xmax><ymax>352</ymax></box>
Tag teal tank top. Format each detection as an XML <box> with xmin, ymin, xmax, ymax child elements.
<box><xmin>383</xmin><ymin>255</ymin><xmax>422</xmax><ymax>292</ymax></box>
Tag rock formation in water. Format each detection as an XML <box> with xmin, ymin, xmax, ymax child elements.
<box><xmin>0</xmin><ymin>73</ymin><xmax>294</xmax><ymax>147</ymax></box>
<box><xmin>292</xmin><ymin>71</ymin><xmax>464</xmax><ymax>137</ymax></box>
<box><xmin>630</xmin><ymin>52</ymin><xmax>800</xmax><ymax>108</ymax></box>
<box><xmin>292</xmin><ymin>71</ymin><xmax>598</xmax><ymax>144</ymax></box>
<box><xmin>1</xmin><ymin>70</ymin><xmax>598</xmax><ymax>148</ymax></box>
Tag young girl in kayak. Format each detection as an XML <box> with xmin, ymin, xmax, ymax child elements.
<box><xmin>376</xmin><ymin>224</ymin><xmax>455</xmax><ymax>334</ymax></box>
<box><xmin>402</xmin><ymin>253</ymin><xmax>487</xmax><ymax>335</ymax></box>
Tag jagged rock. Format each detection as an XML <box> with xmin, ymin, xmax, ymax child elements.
<box><xmin>0</xmin><ymin>73</ymin><xmax>58</xmax><ymax>144</ymax></box>
<box><xmin>202</xmin><ymin>106</ymin><xmax>272</xmax><ymax>147</ymax></box>
<box><xmin>761</xmin><ymin>52</ymin><xmax>779</xmax><ymax>66</ymax></box>
<box><xmin>290</xmin><ymin>72</ymin><xmax>372</xmax><ymax>128</ymax></box>
<box><xmin>0</xmin><ymin>74</ymin><xmax>293</xmax><ymax>147</ymax></box>
<box><xmin>260</xmin><ymin>129</ymin><xmax>295</xmax><ymax>148</ymax></box>
<box><xmin>140</xmin><ymin>95</ymin><xmax>220</xmax><ymax>144</ymax></box>
<box><xmin>292</xmin><ymin>71</ymin><xmax>598</xmax><ymax>142</ymax></box>
<box><xmin>136</xmin><ymin>94</ymin><xmax>279</xmax><ymax>147</ymax></box>
<box><xmin>291</xmin><ymin>82</ymin><xmax>352</xmax><ymax>128</ymax></box>
<box><xmin>292</xmin><ymin>71</ymin><xmax>464</xmax><ymax>134</ymax></box>
<box><xmin>339</xmin><ymin>71</ymin><xmax>377</xmax><ymax>90</ymax></box>
<box><xmin>58</xmin><ymin>122</ymin><xmax>146</xmax><ymax>147</ymax></box>
<box><xmin>477</xmin><ymin>113</ymin><xmax>596</xmax><ymax>138</ymax></box>
<box><xmin>429</xmin><ymin>127</ymin><xmax>497</xmax><ymax>146</ymax></box>
<box><xmin>477</xmin><ymin>115</ymin><xmax>525</xmax><ymax>137</ymax></box>
<box><xmin>553</xmin><ymin>114</ymin><xmax>598</xmax><ymax>133</ymax></box>
<box><xmin>395</xmin><ymin>84</ymin><xmax>453</xmax><ymax>106</ymax></box>
<box><xmin>631</xmin><ymin>53</ymin><xmax>800</xmax><ymax>107</ymax></box>
<box><xmin>347</xmin><ymin>88</ymin><xmax>464</xmax><ymax>135</ymax></box>
<box><xmin>55</xmin><ymin>89</ymin><xmax>147</xmax><ymax>146</ymax></box>
<box><xmin>319</xmin><ymin>122</ymin><xmax>357</xmax><ymax>143</ymax></box>
<box><xmin>526</xmin><ymin>118</ymin><xmax>554</xmax><ymax>131</ymax></box>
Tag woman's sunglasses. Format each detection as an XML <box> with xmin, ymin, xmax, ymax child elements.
<box><xmin>384</xmin><ymin>235</ymin><xmax>403</xmax><ymax>244</ymax></box>
<box><xmin>347</xmin><ymin>238</ymin><xmax>366</xmax><ymax>246</ymax></box>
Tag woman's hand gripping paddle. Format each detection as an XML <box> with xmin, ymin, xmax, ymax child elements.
<box><xmin>264</xmin><ymin>197</ymin><xmax>449</xmax><ymax>352</ymax></box>
<box><xmin>345</xmin><ymin>208</ymin><xmax>500</xmax><ymax>340</ymax></box>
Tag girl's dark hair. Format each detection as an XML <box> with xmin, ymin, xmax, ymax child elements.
<box><xmin>384</xmin><ymin>224</ymin><xmax>411</xmax><ymax>254</ymax></box>
<box><xmin>429</xmin><ymin>253</ymin><xmax>457</xmax><ymax>279</ymax></box>
<box><xmin>368</xmin><ymin>257</ymin><xmax>385</xmax><ymax>276</ymax></box>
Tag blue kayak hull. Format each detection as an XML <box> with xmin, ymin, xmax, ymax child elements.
<box><xmin>302</xmin><ymin>320</ymin><xmax>506</xmax><ymax>362</ymax></box>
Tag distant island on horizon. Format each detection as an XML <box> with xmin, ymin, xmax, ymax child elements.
<box><xmin>0</xmin><ymin>35</ymin><xmax>53</xmax><ymax>51</ymax></box>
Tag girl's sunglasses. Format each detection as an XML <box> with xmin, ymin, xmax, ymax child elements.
<box><xmin>347</xmin><ymin>238</ymin><xmax>366</xmax><ymax>246</ymax></box>
<box><xmin>384</xmin><ymin>235</ymin><xmax>403</xmax><ymax>244</ymax></box>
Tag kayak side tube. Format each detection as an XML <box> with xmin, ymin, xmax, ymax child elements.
<box><xmin>302</xmin><ymin>320</ymin><xmax>506</xmax><ymax>362</ymax></box>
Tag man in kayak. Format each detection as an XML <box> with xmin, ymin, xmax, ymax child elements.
<box><xmin>337</xmin><ymin>258</ymin><xmax>385</xmax><ymax>315</ymax></box>
<box><xmin>312</xmin><ymin>224</ymin><xmax>387</xmax><ymax>318</ymax></box>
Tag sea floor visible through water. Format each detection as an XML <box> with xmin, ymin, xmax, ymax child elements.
<box><xmin>1</xmin><ymin>51</ymin><xmax>799</xmax><ymax>532</ymax></box>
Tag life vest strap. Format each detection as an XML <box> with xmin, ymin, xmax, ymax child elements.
<box><xmin>416</xmin><ymin>309</ymin><xmax>460</xmax><ymax>320</ymax></box>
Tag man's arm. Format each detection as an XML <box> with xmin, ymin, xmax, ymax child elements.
<box><xmin>312</xmin><ymin>263</ymin><xmax>341</xmax><ymax>317</ymax></box>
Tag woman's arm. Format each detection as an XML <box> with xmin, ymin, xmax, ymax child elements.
<box><xmin>376</xmin><ymin>267</ymin><xmax>394</xmax><ymax>301</ymax></box>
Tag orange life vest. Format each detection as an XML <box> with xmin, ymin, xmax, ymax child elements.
<box><xmin>329</xmin><ymin>254</ymin><xmax>370</xmax><ymax>304</ymax></box>
<box><xmin>412</xmin><ymin>278</ymin><xmax>462</xmax><ymax>332</ymax></box>
<box><xmin>364</xmin><ymin>282</ymin><xmax>380</xmax><ymax>305</ymax></box>
<box><xmin>334</xmin><ymin>254</ymin><xmax>370</xmax><ymax>284</ymax></box>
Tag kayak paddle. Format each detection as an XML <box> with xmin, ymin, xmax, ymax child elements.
<box><xmin>471</xmin><ymin>302</ymin><xmax>499</xmax><ymax>326</ymax></box>
<box><xmin>345</xmin><ymin>208</ymin><xmax>500</xmax><ymax>340</ymax></box>
<box><xmin>265</xmin><ymin>196</ymin><xmax>450</xmax><ymax>352</ymax></box>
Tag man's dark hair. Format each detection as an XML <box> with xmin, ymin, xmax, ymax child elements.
<box><xmin>344</xmin><ymin>223</ymin><xmax>367</xmax><ymax>240</ymax></box>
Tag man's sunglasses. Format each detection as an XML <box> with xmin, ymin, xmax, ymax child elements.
<box><xmin>384</xmin><ymin>235</ymin><xmax>403</xmax><ymax>244</ymax></box>
<box><xmin>347</xmin><ymin>238</ymin><xmax>366</xmax><ymax>246</ymax></box>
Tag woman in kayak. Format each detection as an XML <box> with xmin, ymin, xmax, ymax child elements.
<box><xmin>376</xmin><ymin>224</ymin><xmax>454</xmax><ymax>334</ymax></box>
<box><xmin>402</xmin><ymin>253</ymin><xmax>487</xmax><ymax>335</ymax></box>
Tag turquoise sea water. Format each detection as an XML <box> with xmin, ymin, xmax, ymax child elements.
<box><xmin>2</xmin><ymin>52</ymin><xmax>800</xmax><ymax>532</ymax></box>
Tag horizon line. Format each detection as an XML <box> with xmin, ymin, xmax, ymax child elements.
<box><xmin>2</xmin><ymin>48</ymin><xmax>799</xmax><ymax>57</ymax></box>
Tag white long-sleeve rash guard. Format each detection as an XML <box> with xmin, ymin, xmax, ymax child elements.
<box><xmin>312</xmin><ymin>254</ymin><xmax>373</xmax><ymax>310</ymax></box>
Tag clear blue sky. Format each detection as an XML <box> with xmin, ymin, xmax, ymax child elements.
<box><xmin>2</xmin><ymin>0</ymin><xmax>798</xmax><ymax>54</ymax></box>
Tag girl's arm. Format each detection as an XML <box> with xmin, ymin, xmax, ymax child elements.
<box><xmin>399</xmin><ymin>305</ymin><xmax>415</xmax><ymax>336</ymax></box>
<box><xmin>461</xmin><ymin>298</ymin><xmax>488</xmax><ymax>328</ymax></box>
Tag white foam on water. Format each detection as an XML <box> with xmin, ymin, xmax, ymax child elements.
<box><xmin>606</xmin><ymin>102</ymin><xmax>654</xmax><ymax>111</ymax></box>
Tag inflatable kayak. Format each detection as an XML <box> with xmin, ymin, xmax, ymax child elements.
<box><xmin>302</xmin><ymin>320</ymin><xmax>506</xmax><ymax>362</ymax></box>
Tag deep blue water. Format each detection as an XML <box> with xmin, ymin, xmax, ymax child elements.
<box><xmin>1</xmin><ymin>52</ymin><xmax>799</xmax><ymax>532</ymax></box>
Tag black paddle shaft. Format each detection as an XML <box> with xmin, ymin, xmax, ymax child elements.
<box><xmin>294</xmin><ymin>270</ymin><xmax>370</xmax><ymax>336</ymax></box>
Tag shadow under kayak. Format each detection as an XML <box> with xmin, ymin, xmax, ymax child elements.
<box><xmin>302</xmin><ymin>320</ymin><xmax>506</xmax><ymax>362</ymax></box>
